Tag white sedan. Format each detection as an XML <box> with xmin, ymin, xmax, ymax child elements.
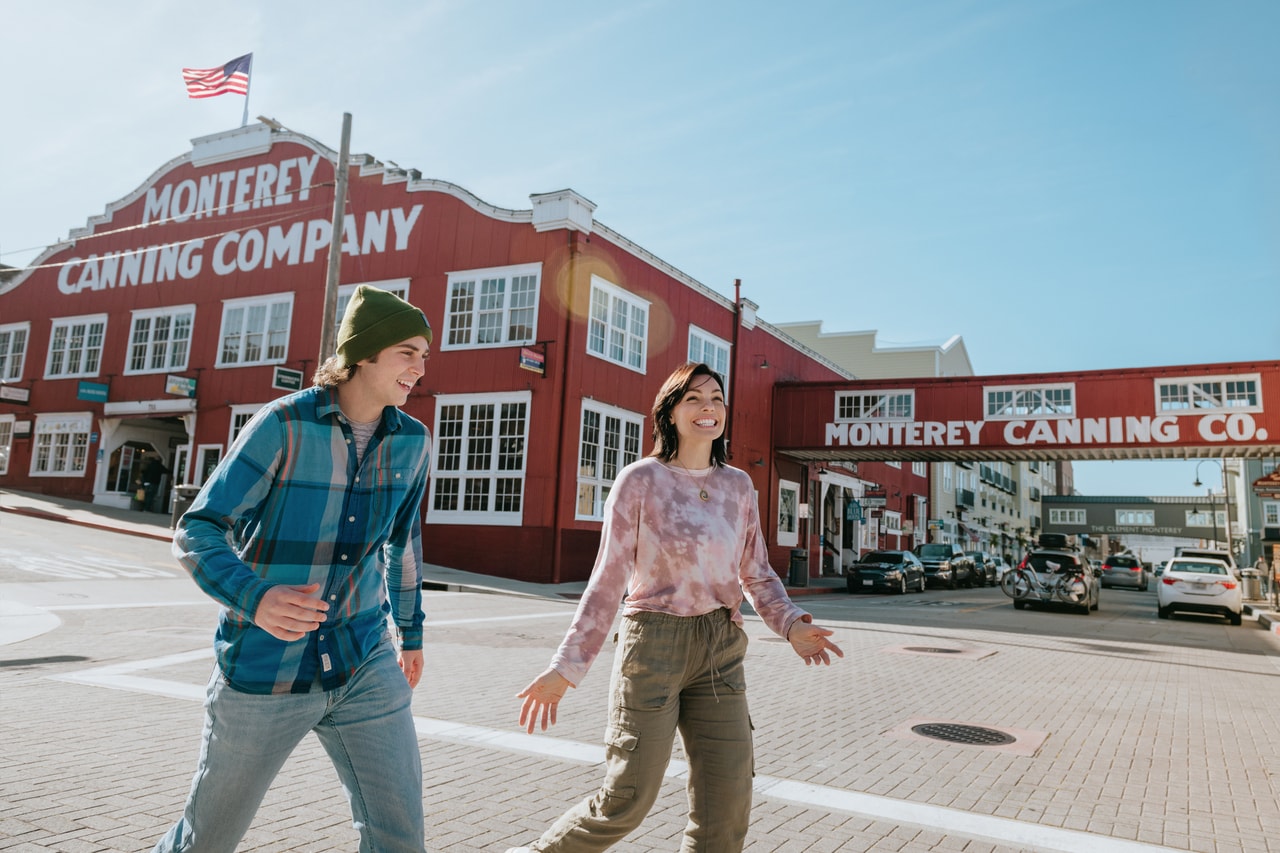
<box><xmin>1157</xmin><ymin>557</ymin><xmax>1242</xmax><ymax>625</ymax></box>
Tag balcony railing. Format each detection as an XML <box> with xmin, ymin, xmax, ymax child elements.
<box><xmin>956</xmin><ymin>488</ymin><xmax>975</xmax><ymax>508</ymax></box>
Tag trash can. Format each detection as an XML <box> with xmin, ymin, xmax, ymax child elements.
<box><xmin>170</xmin><ymin>484</ymin><xmax>201</xmax><ymax>528</ymax></box>
<box><xmin>1241</xmin><ymin>569</ymin><xmax>1261</xmax><ymax>601</ymax></box>
<box><xmin>788</xmin><ymin>548</ymin><xmax>809</xmax><ymax>587</ymax></box>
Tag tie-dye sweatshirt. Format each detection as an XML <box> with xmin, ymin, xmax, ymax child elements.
<box><xmin>550</xmin><ymin>457</ymin><xmax>810</xmax><ymax>686</ymax></box>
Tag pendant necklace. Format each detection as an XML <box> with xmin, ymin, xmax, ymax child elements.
<box><xmin>674</xmin><ymin>458</ymin><xmax>712</xmax><ymax>502</ymax></box>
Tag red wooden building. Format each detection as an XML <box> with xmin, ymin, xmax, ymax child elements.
<box><xmin>0</xmin><ymin>121</ymin><xmax>918</xmax><ymax>583</ymax></box>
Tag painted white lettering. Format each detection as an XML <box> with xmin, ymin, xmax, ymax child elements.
<box><xmin>1227</xmin><ymin>413</ymin><xmax>1255</xmax><ymax>441</ymax></box>
<box><xmin>1124</xmin><ymin>416</ymin><xmax>1151</xmax><ymax>443</ymax></box>
<box><xmin>236</xmin><ymin>229</ymin><xmax>265</xmax><ymax>271</ymax></box>
<box><xmin>391</xmin><ymin>205</ymin><xmax>423</xmax><ymax>250</ymax></box>
<box><xmin>1056</xmin><ymin>419</ymin><xmax>1080</xmax><ymax>443</ymax></box>
<box><xmin>1082</xmin><ymin>418</ymin><xmax>1107</xmax><ymax>443</ymax></box>
<box><xmin>216</xmin><ymin>171</ymin><xmax>236</xmax><ymax>214</ymax></box>
<box><xmin>143</xmin><ymin>185</ymin><xmax>171</xmax><ymax>226</ymax></box>
<box><xmin>254</xmin><ymin>163</ymin><xmax>278</xmax><ymax>208</ymax></box>
<box><xmin>1152</xmin><ymin>416</ymin><xmax>1178</xmax><ymax>442</ymax></box>
<box><xmin>179</xmin><ymin>240</ymin><xmax>203</xmax><ymax>279</ymax></box>
<box><xmin>965</xmin><ymin>421</ymin><xmax>983</xmax><ymax>443</ymax></box>
<box><xmin>825</xmin><ymin>423</ymin><xmax>848</xmax><ymax>445</ymax></box>
<box><xmin>170</xmin><ymin>180</ymin><xmax>199</xmax><ymax>222</ymax></box>
<box><xmin>1004</xmin><ymin>421</ymin><xmax>1026</xmax><ymax>445</ymax></box>
<box><xmin>75</xmin><ymin>258</ymin><xmax>99</xmax><ymax>292</ymax></box>
<box><xmin>264</xmin><ymin>223</ymin><xmax>303</xmax><ymax>268</ymax></box>
<box><xmin>362</xmin><ymin>210</ymin><xmax>388</xmax><ymax>255</ymax></box>
<box><xmin>1027</xmin><ymin>421</ymin><xmax>1055</xmax><ymax>443</ymax></box>
<box><xmin>155</xmin><ymin>244</ymin><xmax>182</xmax><ymax>282</ymax></box>
<box><xmin>57</xmin><ymin>258</ymin><xmax>80</xmax><ymax>294</ymax></box>
<box><xmin>304</xmin><ymin>219</ymin><xmax>331</xmax><ymax>263</ymax></box>
<box><xmin>850</xmin><ymin>423</ymin><xmax>871</xmax><ymax>445</ymax></box>
<box><xmin>212</xmin><ymin>233</ymin><xmax>239</xmax><ymax>275</ymax></box>
<box><xmin>232</xmin><ymin>167</ymin><xmax>255</xmax><ymax>212</ymax></box>
<box><xmin>341</xmin><ymin>213</ymin><xmax>361</xmax><ymax>256</ymax></box>
<box><xmin>196</xmin><ymin>174</ymin><xmax>219</xmax><ymax>219</ymax></box>
<box><xmin>870</xmin><ymin>422</ymin><xmax>890</xmax><ymax>445</ymax></box>
<box><xmin>276</xmin><ymin>158</ymin><xmax>295</xmax><ymax>204</ymax></box>
<box><xmin>140</xmin><ymin>246</ymin><xmax>159</xmax><ymax>284</ymax></box>
<box><xmin>295</xmin><ymin>155</ymin><xmax>319</xmax><ymax>200</ymax></box>
<box><xmin>99</xmin><ymin>253</ymin><xmax>120</xmax><ymax>289</ymax></box>
<box><xmin>1197</xmin><ymin>414</ymin><xmax>1227</xmax><ymax>443</ymax></box>
<box><xmin>119</xmin><ymin>250</ymin><xmax>143</xmax><ymax>287</ymax></box>
<box><xmin>947</xmin><ymin>422</ymin><xmax>964</xmax><ymax>444</ymax></box>
<box><xmin>905</xmin><ymin>422</ymin><xmax>922</xmax><ymax>445</ymax></box>
<box><xmin>923</xmin><ymin>422</ymin><xmax>944</xmax><ymax>445</ymax></box>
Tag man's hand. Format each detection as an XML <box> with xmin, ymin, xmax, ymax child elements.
<box><xmin>399</xmin><ymin>648</ymin><xmax>423</xmax><ymax>688</ymax></box>
<box><xmin>516</xmin><ymin>668</ymin><xmax>573</xmax><ymax>733</ymax></box>
<box><xmin>254</xmin><ymin>583</ymin><xmax>328</xmax><ymax>641</ymax></box>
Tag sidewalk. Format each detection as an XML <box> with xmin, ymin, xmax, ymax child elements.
<box><xmin>0</xmin><ymin>488</ymin><xmax>846</xmax><ymax>600</ymax></box>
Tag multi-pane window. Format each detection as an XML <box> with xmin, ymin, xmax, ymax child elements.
<box><xmin>45</xmin><ymin>315</ymin><xmax>107</xmax><ymax>379</ymax></box>
<box><xmin>229</xmin><ymin>404</ymin><xmax>267</xmax><ymax>448</ymax></box>
<box><xmin>0</xmin><ymin>415</ymin><xmax>13</xmax><ymax>475</ymax></box>
<box><xmin>429</xmin><ymin>392</ymin><xmax>530</xmax><ymax>524</ymax></box>
<box><xmin>778</xmin><ymin>480</ymin><xmax>800</xmax><ymax>548</ymax></box>
<box><xmin>30</xmin><ymin>413</ymin><xmax>91</xmax><ymax>476</ymax></box>
<box><xmin>217</xmin><ymin>294</ymin><xmax>293</xmax><ymax>367</ymax></box>
<box><xmin>1157</xmin><ymin>375</ymin><xmax>1261</xmax><ymax>412</ymax></box>
<box><xmin>1186</xmin><ymin>508</ymin><xmax>1227</xmax><ymax>528</ymax></box>
<box><xmin>333</xmin><ymin>279</ymin><xmax>410</xmax><ymax>355</ymax></box>
<box><xmin>1263</xmin><ymin>502</ymin><xmax>1279</xmax><ymax>527</ymax></box>
<box><xmin>985</xmin><ymin>384</ymin><xmax>1074</xmax><ymax>419</ymax></box>
<box><xmin>443</xmin><ymin>264</ymin><xmax>540</xmax><ymax>349</ymax></box>
<box><xmin>126</xmin><ymin>306</ymin><xmax>194</xmax><ymax>374</ymax></box>
<box><xmin>912</xmin><ymin>462</ymin><xmax>928</xmax><ymax>477</ymax></box>
<box><xmin>576</xmin><ymin>401</ymin><xmax>643</xmax><ymax>520</ymax></box>
<box><xmin>1115</xmin><ymin>510</ymin><xmax>1154</xmax><ymax>526</ymax></box>
<box><xmin>687</xmin><ymin>326</ymin><xmax>730</xmax><ymax>389</ymax></box>
<box><xmin>1049</xmin><ymin>508</ymin><xmax>1087</xmax><ymax>525</ymax></box>
<box><xmin>835</xmin><ymin>391</ymin><xmax>914</xmax><ymax>421</ymax></box>
<box><xmin>587</xmin><ymin>276</ymin><xmax>648</xmax><ymax>371</ymax></box>
<box><xmin>0</xmin><ymin>322</ymin><xmax>29</xmax><ymax>382</ymax></box>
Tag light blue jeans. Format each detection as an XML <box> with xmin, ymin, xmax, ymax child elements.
<box><xmin>152</xmin><ymin>638</ymin><xmax>423</xmax><ymax>853</ymax></box>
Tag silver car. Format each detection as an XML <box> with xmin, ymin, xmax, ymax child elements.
<box><xmin>1100</xmin><ymin>553</ymin><xmax>1148</xmax><ymax>590</ymax></box>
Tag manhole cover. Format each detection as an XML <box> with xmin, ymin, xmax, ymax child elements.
<box><xmin>903</xmin><ymin>647</ymin><xmax>963</xmax><ymax>654</ymax></box>
<box><xmin>911</xmin><ymin>723</ymin><xmax>1016</xmax><ymax>746</ymax></box>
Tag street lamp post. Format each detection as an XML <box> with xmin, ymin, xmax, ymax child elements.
<box><xmin>1193</xmin><ymin>459</ymin><xmax>1234</xmax><ymax>554</ymax></box>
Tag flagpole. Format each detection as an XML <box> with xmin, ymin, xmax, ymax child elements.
<box><xmin>241</xmin><ymin>55</ymin><xmax>253</xmax><ymax>127</ymax></box>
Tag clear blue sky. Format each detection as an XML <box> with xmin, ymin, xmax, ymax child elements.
<box><xmin>3</xmin><ymin>0</ymin><xmax>1277</xmax><ymax>496</ymax></box>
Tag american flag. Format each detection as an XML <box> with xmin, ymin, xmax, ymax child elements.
<box><xmin>181</xmin><ymin>53</ymin><xmax>252</xmax><ymax>99</ymax></box>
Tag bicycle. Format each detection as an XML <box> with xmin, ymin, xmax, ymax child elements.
<box><xmin>1000</xmin><ymin>556</ymin><xmax>1091</xmax><ymax>613</ymax></box>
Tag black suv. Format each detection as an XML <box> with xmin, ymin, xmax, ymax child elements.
<box><xmin>914</xmin><ymin>543</ymin><xmax>975</xmax><ymax>589</ymax></box>
<box><xmin>965</xmin><ymin>551</ymin><xmax>998</xmax><ymax>587</ymax></box>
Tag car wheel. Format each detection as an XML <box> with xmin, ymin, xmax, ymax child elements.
<box><xmin>897</xmin><ymin>576</ymin><xmax>907</xmax><ymax>595</ymax></box>
<box><xmin>1157</xmin><ymin>605</ymin><xmax>1171</xmax><ymax>619</ymax></box>
<box><xmin>1079</xmin><ymin>601</ymin><xmax>1091</xmax><ymax>615</ymax></box>
<box><xmin>948</xmin><ymin>576</ymin><xmax>957</xmax><ymax>590</ymax></box>
<box><xmin>1230</xmin><ymin>611</ymin><xmax>1243</xmax><ymax>626</ymax></box>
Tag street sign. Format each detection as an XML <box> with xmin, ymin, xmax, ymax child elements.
<box><xmin>272</xmin><ymin>366</ymin><xmax>304</xmax><ymax>392</ymax></box>
<box><xmin>165</xmin><ymin>375</ymin><xmax>197</xmax><ymax>398</ymax></box>
<box><xmin>0</xmin><ymin>384</ymin><xmax>29</xmax><ymax>403</ymax></box>
<box><xmin>862</xmin><ymin>491</ymin><xmax>887</xmax><ymax>508</ymax></box>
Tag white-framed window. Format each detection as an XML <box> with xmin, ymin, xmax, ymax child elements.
<box><xmin>229</xmin><ymin>404</ymin><xmax>269</xmax><ymax>448</ymax></box>
<box><xmin>217</xmin><ymin>293</ymin><xmax>293</xmax><ymax>367</ymax></box>
<box><xmin>942</xmin><ymin>463</ymin><xmax>953</xmax><ymax>493</ymax></box>
<box><xmin>428</xmin><ymin>391</ymin><xmax>530</xmax><ymax>525</ymax></box>
<box><xmin>0</xmin><ymin>414</ymin><xmax>13</xmax><ymax>475</ymax></box>
<box><xmin>835</xmin><ymin>390</ymin><xmax>914</xmax><ymax>421</ymax></box>
<box><xmin>984</xmin><ymin>383</ymin><xmax>1075</xmax><ymax>419</ymax></box>
<box><xmin>1263</xmin><ymin>501</ymin><xmax>1279</xmax><ymax>527</ymax></box>
<box><xmin>1115</xmin><ymin>509</ymin><xmax>1154</xmax><ymax>526</ymax></box>
<box><xmin>587</xmin><ymin>276</ymin><xmax>648</xmax><ymax>372</ymax></box>
<box><xmin>912</xmin><ymin>462</ymin><xmax>928</xmax><ymax>477</ymax></box>
<box><xmin>194</xmin><ymin>444</ymin><xmax>223</xmax><ymax>487</ymax></box>
<box><xmin>883</xmin><ymin>511</ymin><xmax>902</xmax><ymax>534</ymax></box>
<box><xmin>45</xmin><ymin>315</ymin><xmax>107</xmax><ymax>379</ymax></box>
<box><xmin>30</xmin><ymin>412</ymin><xmax>91</xmax><ymax>476</ymax></box>
<box><xmin>1049</xmin><ymin>508</ymin><xmax>1087</xmax><ymax>525</ymax></box>
<box><xmin>333</xmin><ymin>279</ymin><xmax>411</xmax><ymax>354</ymax></box>
<box><xmin>687</xmin><ymin>326</ymin><xmax>731</xmax><ymax>389</ymax></box>
<box><xmin>1186</xmin><ymin>508</ymin><xmax>1227</xmax><ymax>528</ymax></box>
<box><xmin>125</xmin><ymin>305</ymin><xmax>194</xmax><ymax>375</ymax></box>
<box><xmin>442</xmin><ymin>264</ymin><xmax>540</xmax><ymax>350</ymax></box>
<box><xmin>1157</xmin><ymin>374</ymin><xmax>1261</xmax><ymax>413</ymax></box>
<box><xmin>576</xmin><ymin>400</ymin><xmax>643</xmax><ymax>520</ymax></box>
<box><xmin>0</xmin><ymin>322</ymin><xmax>30</xmax><ymax>382</ymax></box>
<box><xmin>778</xmin><ymin>479</ymin><xmax>800</xmax><ymax>547</ymax></box>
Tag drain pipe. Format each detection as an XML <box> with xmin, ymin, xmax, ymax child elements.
<box><xmin>549</xmin><ymin>231</ymin><xmax>580</xmax><ymax>584</ymax></box>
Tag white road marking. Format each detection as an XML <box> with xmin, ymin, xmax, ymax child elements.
<box><xmin>50</xmin><ymin>649</ymin><xmax>1181</xmax><ymax>853</ymax></box>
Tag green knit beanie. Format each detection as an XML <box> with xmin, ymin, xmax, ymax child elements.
<box><xmin>336</xmin><ymin>286</ymin><xmax>433</xmax><ymax>367</ymax></box>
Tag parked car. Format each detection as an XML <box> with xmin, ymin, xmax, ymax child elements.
<box><xmin>1011</xmin><ymin>545</ymin><xmax>1101</xmax><ymax>614</ymax></box>
<box><xmin>1157</xmin><ymin>557</ymin><xmax>1242</xmax><ymax>625</ymax></box>
<box><xmin>965</xmin><ymin>551</ymin><xmax>998</xmax><ymax>587</ymax></box>
<box><xmin>993</xmin><ymin>560</ymin><xmax>1012</xmax><ymax>584</ymax></box>
<box><xmin>914</xmin><ymin>543</ymin><xmax>975</xmax><ymax>589</ymax></box>
<box><xmin>847</xmin><ymin>550</ymin><xmax>925</xmax><ymax>595</ymax></box>
<box><xmin>1174</xmin><ymin>547</ymin><xmax>1238</xmax><ymax>574</ymax></box>
<box><xmin>1100</xmin><ymin>553</ymin><xmax>1148</xmax><ymax>590</ymax></box>
<box><xmin>1153</xmin><ymin>560</ymin><xmax>1167</xmax><ymax>577</ymax></box>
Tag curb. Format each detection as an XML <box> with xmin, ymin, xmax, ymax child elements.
<box><xmin>0</xmin><ymin>505</ymin><xmax>174</xmax><ymax>543</ymax></box>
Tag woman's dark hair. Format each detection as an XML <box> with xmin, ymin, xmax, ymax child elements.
<box><xmin>649</xmin><ymin>362</ymin><xmax>727</xmax><ymax>466</ymax></box>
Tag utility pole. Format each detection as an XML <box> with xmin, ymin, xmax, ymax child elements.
<box><xmin>318</xmin><ymin>112</ymin><xmax>352</xmax><ymax>365</ymax></box>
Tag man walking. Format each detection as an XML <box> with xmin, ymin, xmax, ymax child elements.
<box><xmin>153</xmin><ymin>285</ymin><xmax>434</xmax><ymax>852</ymax></box>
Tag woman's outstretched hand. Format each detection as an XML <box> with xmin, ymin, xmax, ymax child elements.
<box><xmin>516</xmin><ymin>668</ymin><xmax>573</xmax><ymax>733</ymax></box>
<box><xmin>787</xmin><ymin>621</ymin><xmax>844</xmax><ymax>666</ymax></box>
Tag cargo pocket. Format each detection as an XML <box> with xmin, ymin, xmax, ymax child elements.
<box><xmin>596</xmin><ymin>724</ymin><xmax>640</xmax><ymax>815</ymax></box>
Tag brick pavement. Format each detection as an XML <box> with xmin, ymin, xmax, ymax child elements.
<box><xmin>4</xmin><ymin>492</ymin><xmax>1280</xmax><ymax>851</ymax></box>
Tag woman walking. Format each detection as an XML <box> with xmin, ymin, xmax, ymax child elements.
<box><xmin>508</xmin><ymin>361</ymin><xmax>843</xmax><ymax>853</ymax></box>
